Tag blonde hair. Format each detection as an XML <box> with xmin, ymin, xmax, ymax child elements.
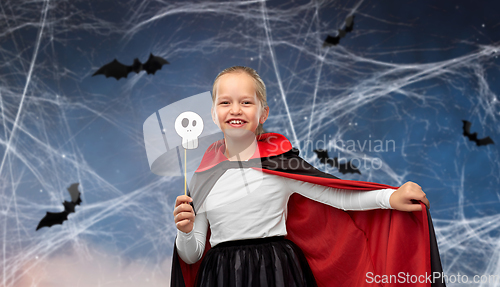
<box><xmin>212</xmin><ymin>66</ymin><xmax>268</xmax><ymax>135</ymax></box>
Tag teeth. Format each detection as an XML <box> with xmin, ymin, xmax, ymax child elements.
<box><xmin>229</xmin><ymin>120</ymin><xmax>243</xmax><ymax>124</ymax></box>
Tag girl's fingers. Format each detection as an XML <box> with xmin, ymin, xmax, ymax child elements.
<box><xmin>173</xmin><ymin>204</ymin><xmax>194</xmax><ymax>217</ymax></box>
<box><xmin>174</xmin><ymin>211</ymin><xmax>195</xmax><ymax>224</ymax></box>
<box><xmin>420</xmin><ymin>197</ymin><xmax>430</xmax><ymax>209</ymax></box>
<box><xmin>392</xmin><ymin>181</ymin><xmax>431</xmax><ymax>211</ymax></box>
<box><xmin>173</xmin><ymin>196</ymin><xmax>195</xmax><ymax>234</ymax></box>
<box><xmin>410</xmin><ymin>189</ymin><xmax>430</xmax><ymax>209</ymax></box>
<box><xmin>402</xmin><ymin>202</ymin><xmax>422</xmax><ymax>212</ymax></box>
<box><xmin>175</xmin><ymin>195</ymin><xmax>193</xmax><ymax>207</ymax></box>
<box><xmin>176</xmin><ymin>220</ymin><xmax>190</xmax><ymax>227</ymax></box>
<box><xmin>173</xmin><ymin>196</ymin><xmax>193</xmax><ymax>215</ymax></box>
<box><xmin>174</xmin><ymin>213</ymin><xmax>194</xmax><ymax>224</ymax></box>
<box><xmin>174</xmin><ymin>209</ymin><xmax>195</xmax><ymax>233</ymax></box>
<box><xmin>176</xmin><ymin>210</ymin><xmax>195</xmax><ymax>220</ymax></box>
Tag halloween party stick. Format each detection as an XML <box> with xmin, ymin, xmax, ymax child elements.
<box><xmin>143</xmin><ymin>91</ymin><xmax>224</xmax><ymax>210</ymax></box>
<box><xmin>175</xmin><ymin>111</ymin><xmax>204</xmax><ymax>197</ymax></box>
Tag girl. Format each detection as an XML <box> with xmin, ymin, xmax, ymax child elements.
<box><xmin>172</xmin><ymin>66</ymin><xmax>434</xmax><ymax>287</ymax></box>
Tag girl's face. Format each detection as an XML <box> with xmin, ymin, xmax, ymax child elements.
<box><xmin>212</xmin><ymin>72</ymin><xmax>268</xmax><ymax>137</ymax></box>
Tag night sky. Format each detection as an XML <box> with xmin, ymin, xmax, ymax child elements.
<box><xmin>1</xmin><ymin>0</ymin><xmax>500</xmax><ymax>286</ymax></box>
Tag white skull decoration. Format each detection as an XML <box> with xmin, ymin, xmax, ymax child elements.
<box><xmin>174</xmin><ymin>111</ymin><xmax>204</xmax><ymax>149</ymax></box>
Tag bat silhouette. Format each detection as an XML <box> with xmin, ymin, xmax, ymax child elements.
<box><xmin>36</xmin><ymin>183</ymin><xmax>82</xmax><ymax>231</ymax></box>
<box><xmin>462</xmin><ymin>120</ymin><xmax>494</xmax><ymax>146</ymax></box>
<box><xmin>344</xmin><ymin>15</ymin><xmax>355</xmax><ymax>32</ymax></box>
<box><xmin>92</xmin><ymin>53</ymin><xmax>169</xmax><ymax>80</ymax></box>
<box><xmin>313</xmin><ymin>149</ymin><xmax>361</xmax><ymax>175</ymax></box>
<box><xmin>323</xmin><ymin>15</ymin><xmax>355</xmax><ymax>47</ymax></box>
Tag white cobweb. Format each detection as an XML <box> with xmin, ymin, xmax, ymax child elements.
<box><xmin>1</xmin><ymin>0</ymin><xmax>499</xmax><ymax>286</ymax></box>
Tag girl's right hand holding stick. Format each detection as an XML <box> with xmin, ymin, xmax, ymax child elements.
<box><xmin>173</xmin><ymin>195</ymin><xmax>195</xmax><ymax>233</ymax></box>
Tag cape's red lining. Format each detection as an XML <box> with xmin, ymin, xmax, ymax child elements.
<box><xmin>176</xmin><ymin>133</ymin><xmax>433</xmax><ymax>287</ymax></box>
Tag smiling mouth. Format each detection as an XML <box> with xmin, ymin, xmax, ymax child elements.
<box><xmin>226</xmin><ymin>119</ymin><xmax>247</xmax><ymax>126</ymax></box>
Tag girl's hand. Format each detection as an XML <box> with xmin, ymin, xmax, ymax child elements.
<box><xmin>389</xmin><ymin>181</ymin><xmax>430</xmax><ymax>212</ymax></box>
<box><xmin>173</xmin><ymin>195</ymin><xmax>195</xmax><ymax>233</ymax></box>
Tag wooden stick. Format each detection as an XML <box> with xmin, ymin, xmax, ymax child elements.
<box><xmin>184</xmin><ymin>148</ymin><xmax>187</xmax><ymax>196</ymax></box>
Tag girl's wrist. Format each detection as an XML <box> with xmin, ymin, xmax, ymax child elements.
<box><xmin>177</xmin><ymin>222</ymin><xmax>195</xmax><ymax>236</ymax></box>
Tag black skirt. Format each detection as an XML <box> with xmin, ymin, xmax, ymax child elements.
<box><xmin>194</xmin><ymin>236</ymin><xmax>318</xmax><ymax>287</ymax></box>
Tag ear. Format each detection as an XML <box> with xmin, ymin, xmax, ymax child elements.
<box><xmin>260</xmin><ymin>106</ymin><xmax>269</xmax><ymax>124</ymax></box>
<box><xmin>211</xmin><ymin>107</ymin><xmax>216</xmax><ymax>124</ymax></box>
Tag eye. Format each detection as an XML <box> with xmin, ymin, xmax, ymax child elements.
<box><xmin>219</xmin><ymin>101</ymin><xmax>229</xmax><ymax>105</ymax></box>
<box><xmin>192</xmin><ymin>120</ymin><xmax>197</xmax><ymax>127</ymax></box>
<box><xmin>182</xmin><ymin>118</ymin><xmax>189</xmax><ymax>128</ymax></box>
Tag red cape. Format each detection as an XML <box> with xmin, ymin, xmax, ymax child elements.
<box><xmin>171</xmin><ymin>133</ymin><xmax>444</xmax><ymax>287</ymax></box>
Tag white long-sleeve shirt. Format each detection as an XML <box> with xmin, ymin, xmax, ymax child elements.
<box><xmin>176</xmin><ymin>168</ymin><xmax>395</xmax><ymax>264</ymax></box>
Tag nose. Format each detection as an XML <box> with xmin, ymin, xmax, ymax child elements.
<box><xmin>230</xmin><ymin>102</ymin><xmax>242</xmax><ymax>114</ymax></box>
